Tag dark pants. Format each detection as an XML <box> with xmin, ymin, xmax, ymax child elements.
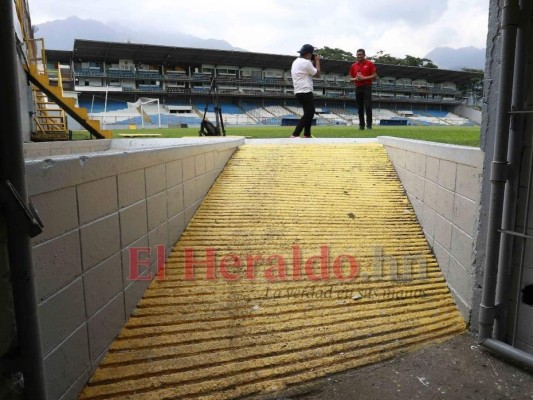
<box><xmin>356</xmin><ymin>85</ymin><xmax>373</xmax><ymax>128</ymax></box>
<box><xmin>293</xmin><ymin>92</ymin><xmax>315</xmax><ymax>136</ymax></box>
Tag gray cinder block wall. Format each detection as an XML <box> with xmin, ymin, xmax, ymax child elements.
<box><xmin>378</xmin><ymin>136</ymin><xmax>484</xmax><ymax>323</ymax></box>
<box><xmin>25</xmin><ymin>137</ymin><xmax>243</xmax><ymax>400</ymax></box>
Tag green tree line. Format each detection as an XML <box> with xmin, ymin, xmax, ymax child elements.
<box><xmin>315</xmin><ymin>47</ymin><xmax>438</xmax><ymax>68</ymax></box>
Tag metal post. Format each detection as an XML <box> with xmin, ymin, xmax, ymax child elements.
<box><xmin>90</xmin><ymin>94</ymin><xmax>95</xmax><ymax>118</ymax></box>
<box><xmin>493</xmin><ymin>0</ymin><xmax>531</xmax><ymax>341</ymax></box>
<box><xmin>479</xmin><ymin>0</ymin><xmax>520</xmax><ymax>341</ymax></box>
<box><xmin>0</xmin><ymin>1</ymin><xmax>47</xmax><ymax>398</ymax></box>
<box><xmin>103</xmin><ymin>85</ymin><xmax>109</xmax><ymax>130</ymax></box>
<box><xmin>157</xmin><ymin>98</ymin><xmax>161</xmax><ymax>128</ymax></box>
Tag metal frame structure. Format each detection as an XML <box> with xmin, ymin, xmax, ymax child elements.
<box><xmin>478</xmin><ymin>0</ymin><xmax>533</xmax><ymax>369</ymax></box>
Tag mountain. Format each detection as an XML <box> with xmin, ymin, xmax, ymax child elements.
<box><xmin>35</xmin><ymin>16</ymin><xmax>243</xmax><ymax>51</ymax></box>
<box><xmin>424</xmin><ymin>46</ymin><xmax>485</xmax><ymax>70</ymax></box>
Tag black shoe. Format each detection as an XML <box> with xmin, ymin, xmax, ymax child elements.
<box><xmin>367</xmin><ymin>126</ymin><xmax>372</xmax><ymax>130</ymax></box>
<box><xmin>359</xmin><ymin>126</ymin><xmax>365</xmax><ymax>130</ymax></box>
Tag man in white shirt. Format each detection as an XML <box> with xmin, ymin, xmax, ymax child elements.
<box><xmin>290</xmin><ymin>44</ymin><xmax>321</xmax><ymax>138</ymax></box>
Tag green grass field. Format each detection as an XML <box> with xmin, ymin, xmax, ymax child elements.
<box><xmin>73</xmin><ymin>125</ymin><xmax>481</xmax><ymax>147</ymax></box>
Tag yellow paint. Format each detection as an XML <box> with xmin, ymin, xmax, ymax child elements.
<box><xmin>26</xmin><ymin>64</ymin><xmax>112</xmax><ymax>139</ymax></box>
<box><xmin>80</xmin><ymin>144</ymin><xmax>465</xmax><ymax>399</ymax></box>
<box><xmin>119</xmin><ymin>133</ymin><xmax>162</xmax><ymax>137</ymax></box>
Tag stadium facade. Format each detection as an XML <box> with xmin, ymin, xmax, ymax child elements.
<box><xmin>44</xmin><ymin>39</ymin><xmax>483</xmax><ymax>129</ymax></box>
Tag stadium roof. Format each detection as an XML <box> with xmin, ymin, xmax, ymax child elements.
<box><xmin>46</xmin><ymin>49</ymin><xmax>73</xmax><ymax>63</ymax></box>
<box><xmin>64</xmin><ymin>39</ymin><xmax>481</xmax><ymax>85</ymax></box>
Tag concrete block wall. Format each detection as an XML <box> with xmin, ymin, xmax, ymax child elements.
<box><xmin>24</xmin><ymin>137</ymin><xmax>244</xmax><ymax>400</ymax></box>
<box><xmin>24</xmin><ymin>140</ymin><xmax>112</xmax><ymax>159</ymax></box>
<box><xmin>454</xmin><ymin>105</ymin><xmax>482</xmax><ymax>125</ymax></box>
<box><xmin>378</xmin><ymin>137</ymin><xmax>484</xmax><ymax>323</ymax></box>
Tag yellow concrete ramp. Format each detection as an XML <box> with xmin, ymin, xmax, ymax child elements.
<box><xmin>80</xmin><ymin>144</ymin><xmax>465</xmax><ymax>399</ymax></box>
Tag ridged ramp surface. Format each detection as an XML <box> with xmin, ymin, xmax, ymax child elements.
<box><xmin>80</xmin><ymin>143</ymin><xmax>465</xmax><ymax>400</ymax></box>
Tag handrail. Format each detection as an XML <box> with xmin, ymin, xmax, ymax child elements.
<box><xmin>25</xmin><ymin>38</ymin><xmax>47</xmax><ymax>74</ymax></box>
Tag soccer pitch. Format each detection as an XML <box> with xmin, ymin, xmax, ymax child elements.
<box><xmin>73</xmin><ymin>125</ymin><xmax>481</xmax><ymax>147</ymax></box>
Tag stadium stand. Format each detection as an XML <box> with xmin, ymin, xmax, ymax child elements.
<box><xmin>48</xmin><ymin>39</ymin><xmax>482</xmax><ymax>129</ymax></box>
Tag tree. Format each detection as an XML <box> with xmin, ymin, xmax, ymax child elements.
<box><xmin>368</xmin><ymin>51</ymin><xmax>402</xmax><ymax>65</ymax></box>
<box><xmin>403</xmin><ymin>55</ymin><xmax>438</xmax><ymax>68</ymax></box>
<box><xmin>316</xmin><ymin>47</ymin><xmax>439</xmax><ymax>68</ymax></box>
<box><xmin>315</xmin><ymin>46</ymin><xmax>355</xmax><ymax>61</ymax></box>
<box><xmin>369</xmin><ymin>51</ymin><xmax>438</xmax><ymax>68</ymax></box>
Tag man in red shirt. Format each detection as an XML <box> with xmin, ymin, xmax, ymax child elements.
<box><xmin>349</xmin><ymin>49</ymin><xmax>377</xmax><ymax>130</ymax></box>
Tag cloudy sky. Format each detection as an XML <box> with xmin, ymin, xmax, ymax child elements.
<box><xmin>28</xmin><ymin>0</ymin><xmax>490</xmax><ymax>58</ymax></box>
